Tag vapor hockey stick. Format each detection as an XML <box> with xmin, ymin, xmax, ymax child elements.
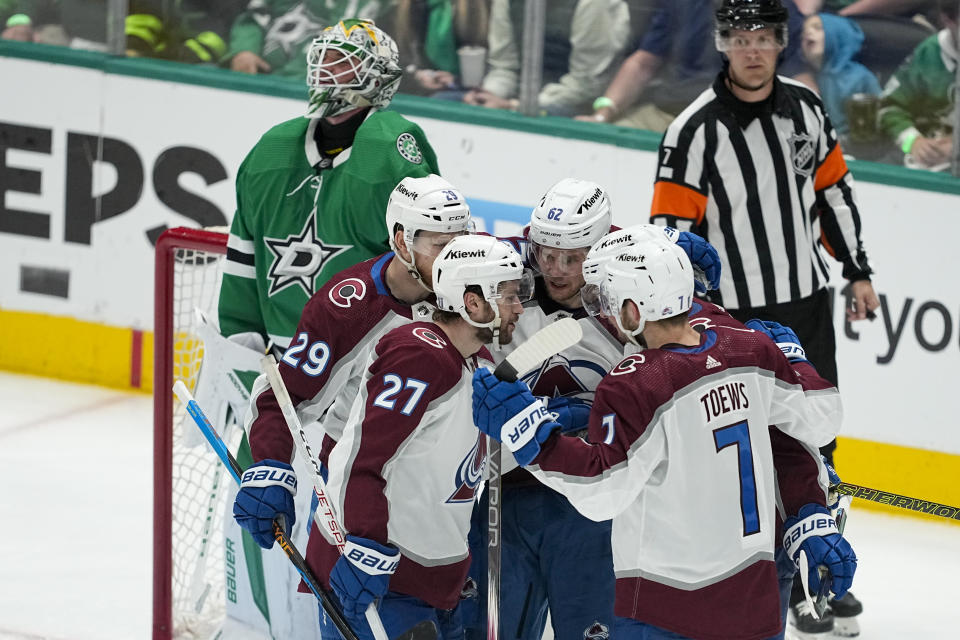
<box><xmin>834</xmin><ymin>482</ymin><xmax>960</xmax><ymax>521</ymax></box>
<box><xmin>172</xmin><ymin>381</ymin><xmax>359</xmax><ymax>640</ymax></box>
<box><xmin>487</xmin><ymin>317</ymin><xmax>585</xmax><ymax>640</ymax></box>
<box><xmin>261</xmin><ymin>355</ymin><xmax>392</xmax><ymax>640</ymax></box>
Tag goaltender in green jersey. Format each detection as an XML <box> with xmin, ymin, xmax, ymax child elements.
<box><xmin>219</xmin><ymin>19</ymin><xmax>439</xmax><ymax>351</ymax></box>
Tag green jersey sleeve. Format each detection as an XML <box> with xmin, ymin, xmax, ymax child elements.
<box><xmin>218</xmin><ymin>154</ymin><xmax>268</xmax><ymax>341</ymax></box>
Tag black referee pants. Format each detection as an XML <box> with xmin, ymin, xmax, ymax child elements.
<box><xmin>723</xmin><ymin>287</ymin><xmax>838</xmax><ymax>463</ymax></box>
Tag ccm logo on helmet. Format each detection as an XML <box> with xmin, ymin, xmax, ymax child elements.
<box><xmin>445</xmin><ymin>249</ymin><xmax>486</xmax><ymax>259</ymax></box>
<box><xmin>449</xmin><ymin>214</ymin><xmax>468</xmax><ymax>221</ymax></box>
<box><xmin>577</xmin><ymin>188</ymin><xmax>604</xmax><ymax>214</ymax></box>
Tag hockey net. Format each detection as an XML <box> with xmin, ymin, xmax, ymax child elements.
<box><xmin>154</xmin><ymin>226</ymin><xmax>234</xmax><ymax>640</ymax></box>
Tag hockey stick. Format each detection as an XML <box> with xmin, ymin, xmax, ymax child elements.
<box><xmin>834</xmin><ymin>482</ymin><xmax>960</xmax><ymax>521</ymax></box>
<box><xmin>487</xmin><ymin>317</ymin><xmax>585</xmax><ymax>640</ymax></box>
<box><xmin>172</xmin><ymin>381</ymin><xmax>359</xmax><ymax>640</ymax></box>
<box><xmin>260</xmin><ymin>355</ymin><xmax>391</xmax><ymax>640</ymax></box>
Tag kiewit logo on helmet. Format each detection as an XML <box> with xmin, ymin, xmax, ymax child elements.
<box><xmin>446</xmin><ymin>249</ymin><xmax>486</xmax><ymax>259</ymax></box>
<box><xmin>616</xmin><ymin>254</ymin><xmax>645</xmax><ymax>263</ymax></box>
<box><xmin>395</xmin><ymin>183</ymin><xmax>419</xmax><ymax>199</ymax></box>
<box><xmin>599</xmin><ymin>234</ymin><xmax>633</xmax><ymax>249</ymax></box>
<box><xmin>577</xmin><ymin>188</ymin><xmax>604</xmax><ymax>214</ymax></box>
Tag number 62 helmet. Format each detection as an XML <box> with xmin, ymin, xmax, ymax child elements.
<box><xmin>305</xmin><ymin>19</ymin><xmax>402</xmax><ymax>119</ymax></box>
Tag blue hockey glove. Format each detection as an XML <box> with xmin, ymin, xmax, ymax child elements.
<box><xmin>472</xmin><ymin>368</ymin><xmax>561</xmax><ymax>466</ymax></box>
<box><xmin>675</xmin><ymin>231</ymin><xmax>721</xmax><ymax>295</ymax></box>
<box><xmin>329</xmin><ymin>535</ymin><xmax>400</xmax><ymax>618</ymax></box>
<box><xmin>233</xmin><ymin>460</ymin><xmax>297</xmax><ymax>549</ymax></box>
<box><xmin>544</xmin><ymin>396</ymin><xmax>592</xmax><ymax>435</ymax></box>
<box><xmin>744</xmin><ymin>319</ymin><xmax>809</xmax><ymax>363</ymax></box>
<box><xmin>783</xmin><ymin>503</ymin><xmax>857</xmax><ymax>599</ymax></box>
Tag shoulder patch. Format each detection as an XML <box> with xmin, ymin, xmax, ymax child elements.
<box><xmin>610</xmin><ymin>354</ymin><xmax>645</xmax><ymax>376</ymax></box>
<box><xmin>412</xmin><ymin>326</ymin><xmax>447</xmax><ymax>349</ymax></box>
<box><xmin>396</xmin><ymin>132</ymin><xmax>424</xmax><ymax>164</ymax></box>
<box><xmin>328</xmin><ymin>277</ymin><xmax>367</xmax><ymax>308</ymax></box>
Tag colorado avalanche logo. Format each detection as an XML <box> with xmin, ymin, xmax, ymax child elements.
<box><xmin>413</xmin><ymin>327</ymin><xmax>447</xmax><ymax>349</ymax></box>
<box><xmin>447</xmin><ymin>433</ymin><xmax>486</xmax><ymax>503</ymax></box>
<box><xmin>520</xmin><ymin>354</ymin><xmax>605</xmax><ymax>399</ymax></box>
<box><xmin>610</xmin><ymin>354</ymin><xmax>645</xmax><ymax>376</ymax></box>
<box><xmin>329</xmin><ymin>278</ymin><xmax>366</xmax><ymax>308</ymax></box>
<box><xmin>688</xmin><ymin>302</ymin><xmax>715</xmax><ymax>332</ymax></box>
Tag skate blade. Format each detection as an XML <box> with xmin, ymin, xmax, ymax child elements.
<box><xmin>832</xmin><ymin>617</ymin><xmax>860</xmax><ymax>638</ymax></box>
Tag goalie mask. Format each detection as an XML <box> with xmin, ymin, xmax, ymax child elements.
<box><xmin>385</xmin><ymin>174</ymin><xmax>474</xmax><ymax>291</ymax></box>
<box><xmin>715</xmin><ymin>0</ymin><xmax>789</xmax><ymax>52</ymax></box>
<box><xmin>591</xmin><ymin>240</ymin><xmax>694</xmax><ymax>345</ymax></box>
<box><xmin>527</xmin><ymin>178</ymin><xmax>612</xmax><ymax>283</ymax></box>
<box><xmin>433</xmin><ymin>235</ymin><xmax>534</xmax><ymax>350</ymax></box>
<box><xmin>305</xmin><ymin>19</ymin><xmax>402</xmax><ymax>119</ymax></box>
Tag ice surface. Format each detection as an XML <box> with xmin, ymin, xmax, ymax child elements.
<box><xmin>0</xmin><ymin>371</ymin><xmax>957</xmax><ymax>639</ymax></box>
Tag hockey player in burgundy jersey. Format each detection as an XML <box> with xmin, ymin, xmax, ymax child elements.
<box><xmin>583</xmin><ymin>224</ymin><xmax>839</xmax><ymax>633</ymax></box>
<box><xmin>232</xmin><ymin>174</ymin><xmax>472</xmax><ymax>636</ymax></box>
<box><xmin>473</xmin><ymin>239</ymin><xmax>857</xmax><ymax>640</ymax></box>
<box><xmin>462</xmin><ymin>180</ymin><xmax>728</xmax><ymax>640</ymax></box>
<box><xmin>242</xmin><ymin>174</ymin><xmax>472</xmax><ymax>469</ymax></box>
<box><xmin>315</xmin><ymin>234</ymin><xmax>532</xmax><ymax>639</ymax></box>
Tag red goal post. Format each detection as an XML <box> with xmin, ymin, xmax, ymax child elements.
<box><xmin>153</xmin><ymin>226</ymin><xmax>230</xmax><ymax>640</ymax></box>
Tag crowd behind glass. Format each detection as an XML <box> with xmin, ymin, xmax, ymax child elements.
<box><xmin>3</xmin><ymin>0</ymin><xmax>956</xmax><ymax>173</ymax></box>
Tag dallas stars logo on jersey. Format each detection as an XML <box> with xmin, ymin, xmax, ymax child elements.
<box><xmin>264</xmin><ymin>213</ymin><xmax>352</xmax><ymax>296</ymax></box>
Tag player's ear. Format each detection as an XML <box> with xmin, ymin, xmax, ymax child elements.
<box><xmin>621</xmin><ymin>300</ymin><xmax>641</xmax><ymax>330</ymax></box>
<box><xmin>394</xmin><ymin>225</ymin><xmax>412</xmax><ymax>262</ymax></box>
<box><xmin>463</xmin><ymin>291</ymin><xmax>488</xmax><ymax>320</ymax></box>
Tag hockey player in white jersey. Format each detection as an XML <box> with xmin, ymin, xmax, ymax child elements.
<box><xmin>473</xmin><ymin>238</ymin><xmax>857</xmax><ymax>640</ymax></box>
<box><xmin>463</xmin><ymin>178</ymin><xmax>725</xmax><ymax>640</ymax></box>
<box><xmin>314</xmin><ymin>234</ymin><xmax>532</xmax><ymax>639</ymax></box>
<box><xmin>231</xmin><ymin>174</ymin><xmax>473</xmax><ymax>638</ymax></box>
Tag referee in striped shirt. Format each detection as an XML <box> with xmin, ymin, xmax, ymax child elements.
<box><xmin>649</xmin><ymin>1</ymin><xmax>877</xmax><ymax>634</ymax></box>
<box><xmin>649</xmin><ymin>0</ymin><xmax>880</xmax><ymax>455</ymax></box>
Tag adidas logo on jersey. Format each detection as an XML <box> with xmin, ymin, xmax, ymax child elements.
<box><xmin>706</xmin><ymin>355</ymin><xmax>721</xmax><ymax>369</ymax></box>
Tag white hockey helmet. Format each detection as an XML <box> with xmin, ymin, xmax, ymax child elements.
<box><xmin>581</xmin><ymin>224</ymin><xmax>680</xmax><ymax>287</ymax></box>
<box><xmin>305</xmin><ymin>19</ymin><xmax>402</xmax><ymax>119</ymax></box>
<box><xmin>594</xmin><ymin>239</ymin><xmax>694</xmax><ymax>344</ymax></box>
<box><xmin>433</xmin><ymin>235</ymin><xmax>534</xmax><ymax>345</ymax></box>
<box><xmin>529</xmin><ymin>178</ymin><xmax>612</xmax><ymax>250</ymax></box>
<box><xmin>385</xmin><ymin>174</ymin><xmax>474</xmax><ymax>289</ymax></box>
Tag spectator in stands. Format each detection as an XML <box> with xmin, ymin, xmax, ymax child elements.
<box><xmin>122</xmin><ymin>1</ymin><xmax>227</xmax><ymax>63</ymax></box>
<box><xmin>794</xmin><ymin>0</ymin><xmax>933</xmax><ymax>17</ymax></box>
<box><xmin>225</xmin><ymin>0</ymin><xmax>459</xmax><ymax>81</ymax></box>
<box><xmin>397</xmin><ymin>0</ymin><xmax>491</xmax><ymax>96</ymax></box>
<box><xmin>226</xmin><ymin>1</ymin><xmax>387</xmax><ymax>76</ymax></box>
<box><xmin>576</xmin><ymin>0</ymin><xmax>812</xmax><ymax>131</ymax></box>
<box><xmin>1</xmin><ymin>11</ymin><xmax>33</xmax><ymax>39</ymax></box>
<box><xmin>462</xmin><ymin>0</ymin><xmax>631</xmax><ymax>117</ymax></box>
<box><xmin>878</xmin><ymin>0</ymin><xmax>956</xmax><ymax>171</ymax></box>
<box><xmin>800</xmin><ymin>12</ymin><xmax>881</xmax><ymax>140</ymax></box>
<box><xmin>0</xmin><ymin>0</ymin><xmax>65</xmax><ymax>44</ymax></box>
<box><xmin>125</xmin><ymin>1</ymin><xmax>228</xmax><ymax>64</ymax></box>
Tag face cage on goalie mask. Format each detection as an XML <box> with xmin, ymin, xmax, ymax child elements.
<box><xmin>306</xmin><ymin>43</ymin><xmax>378</xmax><ymax>118</ymax></box>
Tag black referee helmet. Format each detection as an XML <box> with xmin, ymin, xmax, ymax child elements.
<box><xmin>715</xmin><ymin>0</ymin><xmax>789</xmax><ymax>47</ymax></box>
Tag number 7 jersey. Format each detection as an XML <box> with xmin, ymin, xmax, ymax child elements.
<box><xmin>527</xmin><ymin>324</ymin><xmax>842</xmax><ymax>640</ymax></box>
